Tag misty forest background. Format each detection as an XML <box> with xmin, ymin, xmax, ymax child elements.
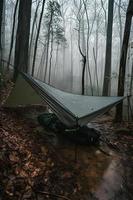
<box><xmin>0</xmin><ymin>0</ymin><xmax>133</xmax><ymax>121</ymax></box>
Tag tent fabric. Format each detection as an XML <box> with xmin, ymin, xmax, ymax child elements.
<box><xmin>21</xmin><ymin>73</ymin><xmax>124</xmax><ymax>128</ymax></box>
<box><xmin>5</xmin><ymin>74</ymin><xmax>43</xmax><ymax>107</ymax></box>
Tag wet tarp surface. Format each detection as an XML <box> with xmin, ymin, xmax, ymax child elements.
<box><xmin>21</xmin><ymin>73</ymin><xmax>124</xmax><ymax>128</ymax></box>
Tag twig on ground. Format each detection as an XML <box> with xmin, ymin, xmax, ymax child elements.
<box><xmin>97</xmin><ymin>147</ymin><xmax>110</xmax><ymax>156</ymax></box>
<box><xmin>36</xmin><ymin>190</ymin><xmax>72</xmax><ymax>200</ymax></box>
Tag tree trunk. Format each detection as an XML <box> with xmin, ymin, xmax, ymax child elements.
<box><xmin>29</xmin><ymin>0</ymin><xmax>41</xmax><ymax>70</ymax></box>
<box><xmin>32</xmin><ymin>0</ymin><xmax>46</xmax><ymax>76</ymax></box>
<box><xmin>1</xmin><ymin>0</ymin><xmax>5</xmax><ymax>64</ymax></box>
<box><xmin>102</xmin><ymin>0</ymin><xmax>114</xmax><ymax>96</ymax></box>
<box><xmin>37</xmin><ymin>44</ymin><xmax>46</xmax><ymax>79</ymax></box>
<box><xmin>0</xmin><ymin>0</ymin><xmax>4</xmax><ymax>65</ymax></box>
<box><xmin>100</xmin><ymin>0</ymin><xmax>107</xmax><ymax>32</ymax></box>
<box><xmin>82</xmin><ymin>56</ymin><xmax>86</xmax><ymax>95</ymax></box>
<box><xmin>13</xmin><ymin>0</ymin><xmax>32</xmax><ymax>81</ymax></box>
<box><xmin>83</xmin><ymin>0</ymin><xmax>93</xmax><ymax>96</ymax></box>
<box><xmin>44</xmin><ymin>12</ymin><xmax>53</xmax><ymax>81</ymax></box>
<box><xmin>55</xmin><ymin>43</ymin><xmax>59</xmax><ymax>69</ymax></box>
<box><xmin>70</xmin><ymin>21</ymin><xmax>73</xmax><ymax>92</ymax></box>
<box><xmin>93</xmin><ymin>47</ymin><xmax>99</xmax><ymax>95</ymax></box>
<box><xmin>115</xmin><ymin>0</ymin><xmax>133</xmax><ymax>121</ymax></box>
<box><xmin>118</xmin><ymin>0</ymin><xmax>122</xmax><ymax>50</ymax></box>
<box><xmin>0</xmin><ymin>0</ymin><xmax>4</xmax><ymax>87</ymax></box>
<box><xmin>7</xmin><ymin>0</ymin><xmax>19</xmax><ymax>71</ymax></box>
<box><xmin>53</xmin><ymin>43</ymin><xmax>59</xmax><ymax>84</ymax></box>
<box><xmin>48</xmin><ymin>30</ymin><xmax>53</xmax><ymax>84</ymax></box>
<box><xmin>129</xmin><ymin>59</ymin><xmax>133</xmax><ymax>95</ymax></box>
<box><xmin>62</xmin><ymin>16</ymin><xmax>66</xmax><ymax>82</ymax></box>
<box><xmin>78</xmin><ymin>19</ymin><xmax>86</xmax><ymax>95</ymax></box>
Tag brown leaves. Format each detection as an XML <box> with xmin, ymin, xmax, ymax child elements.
<box><xmin>9</xmin><ymin>152</ymin><xmax>19</xmax><ymax>163</ymax></box>
<box><xmin>0</xmin><ymin>108</ymin><xmax>82</xmax><ymax>199</ymax></box>
<box><xmin>62</xmin><ymin>171</ymin><xmax>72</xmax><ymax>179</ymax></box>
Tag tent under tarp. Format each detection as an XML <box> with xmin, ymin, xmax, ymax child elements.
<box><xmin>5</xmin><ymin>73</ymin><xmax>124</xmax><ymax>128</ymax></box>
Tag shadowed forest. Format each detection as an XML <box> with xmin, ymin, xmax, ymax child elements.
<box><xmin>0</xmin><ymin>0</ymin><xmax>133</xmax><ymax>200</ymax></box>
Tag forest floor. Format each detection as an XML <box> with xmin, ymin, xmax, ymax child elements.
<box><xmin>0</xmin><ymin>81</ymin><xmax>133</xmax><ymax>200</ymax></box>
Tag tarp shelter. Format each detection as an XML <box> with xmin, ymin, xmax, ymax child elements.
<box><xmin>5</xmin><ymin>73</ymin><xmax>124</xmax><ymax>128</ymax></box>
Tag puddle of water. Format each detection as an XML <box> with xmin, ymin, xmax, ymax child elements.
<box><xmin>50</xmin><ymin>134</ymin><xmax>123</xmax><ymax>200</ymax></box>
<box><xmin>95</xmin><ymin>158</ymin><xmax>123</xmax><ymax>200</ymax></box>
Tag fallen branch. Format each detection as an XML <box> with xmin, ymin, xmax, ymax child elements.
<box><xmin>100</xmin><ymin>137</ymin><xmax>121</xmax><ymax>153</ymax></box>
<box><xmin>97</xmin><ymin>147</ymin><xmax>110</xmax><ymax>156</ymax></box>
<box><xmin>36</xmin><ymin>190</ymin><xmax>71</xmax><ymax>200</ymax></box>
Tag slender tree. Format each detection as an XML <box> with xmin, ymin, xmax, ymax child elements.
<box><xmin>44</xmin><ymin>0</ymin><xmax>66</xmax><ymax>81</ymax></box>
<box><xmin>31</xmin><ymin>0</ymin><xmax>46</xmax><ymax>76</ymax></box>
<box><xmin>53</xmin><ymin>25</ymin><xmax>66</xmax><ymax>84</ymax></box>
<box><xmin>102</xmin><ymin>0</ymin><xmax>114</xmax><ymax>96</ymax></box>
<box><xmin>0</xmin><ymin>0</ymin><xmax>4</xmax><ymax>64</ymax></box>
<box><xmin>7</xmin><ymin>0</ymin><xmax>19</xmax><ymax>71</ymax></box>
<box><xmin>13</xmin><ymin>0</ymin><xmax>32</xmax><ymax>81</ymax></box>
<box><xmin>48</xmin><ymin>28</ymin><xmax>54</xmax><ymax>84</ymax></box>
<box><xmin>29</xmin><ymin>0</ymin><xmax>41</xmax><ymax>69</ymax></box>
<box><xmin>93</xmin><ymin>47</ymin><xmax>99</xmax><ymax>95</ymax></box>
<box><xmin>129</xmin><ymin>59</ymin><xmax>133</xmax><ymax>95</ymax></box>
<box><xmin>78</xmin><ymin>19</ymin><xmax>86</xmax><ymax>95</ymax></box>
<box><xmin>100</xmin><ymin>0</ymin><xmax>107</xmax><ymax>32</ymax></box>
<box><xmin>70</xmin><ymin>21</ymin><xmax>73</xmax><ymax>91</ymax></box>
<box><xmin>0</xmin><ymin>0</ymin><xmax>4</xmax><ymax>87</ymax></box>
<box><xmin>118</xmin><ymin>0</ymin><xmax>122</xmax><ymax>49</ymax></box>
<box><xmin>59</xmin><ymin>0</ymin><xmax>68</xmax><ymax>83</ymax></box>
<box><xmin>44</xmin><ymin>2</ymin><xmax>54</xmax><ymax>80</ymax></box>
<box><xmin>115</xmin><ymin>0</ymin><xmax>133</xmax><ymax>121</ymax></box>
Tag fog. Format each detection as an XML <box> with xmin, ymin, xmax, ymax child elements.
<box><xmin>3</xmin><ymin>0</ymin><xmax>133</xmax><ymax>104</ymax></box>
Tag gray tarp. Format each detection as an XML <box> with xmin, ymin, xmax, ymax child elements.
<box><xmin>21</xmin><ymin>73</ymin><xmax>124</xmax><ymax>127</ymax></box>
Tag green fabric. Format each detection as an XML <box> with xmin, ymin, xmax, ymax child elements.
<box><xmin>5</xmin><ymin>74</ymin><xmax>43</xmax><ymax>107</ymax></box>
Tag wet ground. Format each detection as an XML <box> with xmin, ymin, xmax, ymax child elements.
<box><xmin>48</xmin><ymin>133</ymin><xmax>124</xmax><ymax>200</ymax></box>
<box><xmin>0</xmin><ymin>106</ymin><xmax>133</xmax><ymax>200</ymax></box>
<box><xmin>21</xmin><ymin>107</ymin><xmax>133</xmax><ymax>200</ymax></box>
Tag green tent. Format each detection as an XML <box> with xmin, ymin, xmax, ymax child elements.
<box><xmin>5</xmin><ymin>74</ymin><xmax>43</xmax><ymax>107</ymax></box>
<box><xmin>5</xmin><ymin>73</ymin><xmax>124</xmax><ymax>128</ymax></box>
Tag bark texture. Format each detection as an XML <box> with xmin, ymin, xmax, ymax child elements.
<box><xmin>115</xmin><ymin>0</ymin><xmax>133</xmax><ymax>121</ymax></box>
<box><xmin>102</xmin><ymin>0</ymin><xmax>114</xmax><ymax>96</ymax></box>
<box><xmin>14</xmin><ymin>0</ymin><xmax>32</xmax><ymax>81</ymax></box>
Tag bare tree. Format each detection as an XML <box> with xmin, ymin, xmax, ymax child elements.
<box><xmin>82</xmin><ymin>0</ymin><xmax>95</xmax><ymax>96</ymax></box>
<box><xmin>93</xmin><ymin>47</ymin><xmax>99</xmax><ymax>95</ymax></box>
<box><xmin>29</xmin><ymin>0</ymin><xmax>41</xmax><ymax>68</ymax></box>
<box><xmin>118</xmin><ymin>0</ymin><xmax>122</xmax><ymax>49</ymax></box>
<box><xmin>129</xmin><ymin>59</ymin><xmax>133</xmax><ymax>95</ymax></box>
<box><xmin>37</xmin><ymin>43</ymin><xmax>47</xmax><ymax>79</ymax></box>
<box><xmin>70</xmin><ymin>21</ymin><xmax>73</xmax><ymax>91</ymax></box>
<box><xmin>59</xmin><ymin>0</ymin><xmax>68</xmax><ymax>83</ymax></box>
<box><xmin>13</xmin><ymin>0</ymin><xmax>32</xmax><ymax>81</ymax></box>
<box><xmin>0</xmin><ymin>0</ymin><xmax>4</xmax><ymax>87</ymax></box>
<box><xmin>74</xmin><ymin>0</ymin><xmax>94</xmax><ymax>95</ymax></box>
<box><xmin>115</xmin><ymin>0</ymin><xmax>133</xmax><ymax>121</ymax></box>
<box><xmin>76</xmin><ymin>0</ymin><xmax>86</xmax><ymax>95</ymax></box>
<box><xmin>0</xmin><ymin>0</ymin><xmax>4</xmax><ymax>64</ymax></box>
<box><xmin>31</xmin><ymin>0</ymin><xmax>46</xmax><ymax>76</ymax></box>
<box><xmin>7</xmin><ymin>0</ymin><xmax>19</xmax><ymax>71</ymax></box>
<box><xmin>102</xmin><ymin>0</ymin><xmax>114</xmax><ymax>96</ymax></box>
<box><xmin>100</xmin><ymin>0</ymin><xmax>107</xmax><ymax>32</ymax></box>
<box><xmin>44</xmin><ymin>1</ymin><xmax>66</xmax><ymax>82</ymax></box>
<box><xmin>44</xmin><ymin>3</ymin><xmax>53</xmax><ymax>80</ymax></box>
<box><xmin>48</xmin><ymin>28</ymin><xmax>54</xmax><ymax>84</ymax></box>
